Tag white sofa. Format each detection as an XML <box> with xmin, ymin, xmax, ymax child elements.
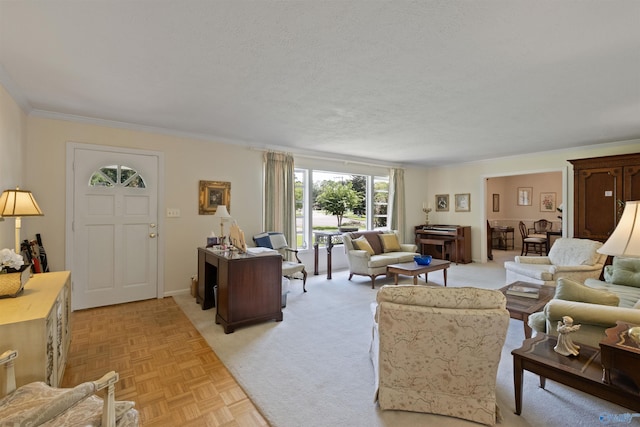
<box><xmin>504</xmin><ymin>238</ymin><xmax>606</xmax><ymax>286</ymax></box>
<box><xmin>342</xmin><ymin>230</ymin><xmax>419</xmax><ymax>288</ymax></box>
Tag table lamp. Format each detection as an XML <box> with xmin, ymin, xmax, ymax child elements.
<box><xmin>597</xmin><ymin>200</ymin><xmax>640</xmax><ymax>343</ymax></box>
<box><xmin>0</xmin><ymin>188</ymin><xmax>44</xmax><ymax>252</ymax></box>
<box><xmin>597</xmin><ymin>200</ymin><xmax>640</xmax><ymax>258</ymax></box>
<box><xmin>213</xmin><ymin>205</ymin><xmax>232</xmax><ymax>244</ymax></box>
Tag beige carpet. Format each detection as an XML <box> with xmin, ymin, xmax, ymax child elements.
<box><xmin>174</xmin><ymin>251</ymin><xmax>636</xmax><ymax>427</ymax></box>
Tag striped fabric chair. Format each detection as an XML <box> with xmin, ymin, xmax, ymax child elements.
<box><xmin>253</xmin><ymin>232</ymin><xmax>307</xmax><ymax>292</ymax></box>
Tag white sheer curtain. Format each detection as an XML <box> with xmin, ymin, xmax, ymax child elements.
<box><xmin>264</xmin><ymin>151</ymin><xmax>296</xmax><ymax>249</ymax></box>
<box><xmin>388</xmin><ymin>168</ymin><xmax>406</xmax><ymax>239</ymax></box>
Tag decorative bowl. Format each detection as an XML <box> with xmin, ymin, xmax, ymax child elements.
<box><xmin>414</xmin><ymin>255</ymin><xmax>432</xmax><ymax>265</ymax></box>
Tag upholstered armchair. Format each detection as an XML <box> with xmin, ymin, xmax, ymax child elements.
<box><xmin>253</xmin><ymin>231</ymin><xmax>308</xmax><ymax>292</ymax></box>
<box><xmin>504</xmin><ymin>237</ymin><xmax>606</xmax><ymax>286</ymax></box>
<box><xmin>342</xmin><ymin>230</ymin><xmax>419</xmax><ymax>288</ymax></box>
<box><xmin>370</xmin><ymin>285</ymin><xmax>509</xmax><ymax>426</ymax></box>
<box><xmin>0</xmin><ymin>349</ymin><xmax>139</xmax><ymax>426</ymax></box>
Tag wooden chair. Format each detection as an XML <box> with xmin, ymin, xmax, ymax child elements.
<box><xmin>0</xmin><ymin>349</ymin><xmax>139</xmax><ymax>426</ymax></box>
<box><xmin>518</xmin><ymin>221</ymin><xmax>546</xmax><ymax>255</ymax></box>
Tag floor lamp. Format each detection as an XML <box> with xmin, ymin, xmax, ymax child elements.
<box><xmin>0</xmin><ymin>188</ymin><xmax>44</xmax><ymax>252</ymax></box>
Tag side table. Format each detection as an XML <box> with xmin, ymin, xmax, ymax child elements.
<box><xmin>600</xmin><ymin>321</ymin><xmax>640</xmax><ymax>390</ymax></box>
<box><xmin>499</xmin><ymin>281</ymin><xmax>555</xmax><ymax>338</ymax></box>
<box><xmin>313</xmin><ymin>231</ymin><xmax>343</xmax><ymax>279</ymax></box>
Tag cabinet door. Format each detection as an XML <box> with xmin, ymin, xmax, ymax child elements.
<box><xmin>575</xmin><ymin>167</ymin><xmax>622</xmax><ymax>240</ymax></box>
<box><xmin>624</xmin><ymin>165</ymin><xmax>640</xmax><ymax>202</ymax></box>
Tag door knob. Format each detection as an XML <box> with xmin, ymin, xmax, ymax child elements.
<box><xmin>149</xmin><ymin>233</ymin><xmax>157</xmax><ymax>238</ymax></box>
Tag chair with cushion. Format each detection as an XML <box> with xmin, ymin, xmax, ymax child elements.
<box><xmin>529</xmin><ymin>257</ymin><xmax>640</xmax><ymax>347</ymax></box>
<box><xmin>370</xmin><ymin>285</ymin><xmax>509</xmax><ymax>425</ymax></box>
<box><xmin>518</xmin><ymin>221</ymin><xmax>546</xmax><ymax>256</ymax></box>
<box><xmin>0</xmin><ymin>349</ymin><xmax>139</xmax><ymax>427</ymax></box>
<box><xmin>253</xmin><ymin>231</ymin><xmax>308</xmax><ymax>292</ymax></box>
<box><xmin>504</xmin><ymin>237</ymin><xmax>606</xmax><ymax>286</ymax></box>
<box><xmin>342</xmin><ymin>230</ymin><xmax>419</xmax><ymax>289</ymax></box>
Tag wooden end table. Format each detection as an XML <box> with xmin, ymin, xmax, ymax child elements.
<box><xmin>600</xmin><ymin>321</ymin><xmax>640</xmax><ymax>390</ymax></box>
<box><xmin>499</xmin><ymin>281</ymin><xmax>555</xmax><ymax>339</ymax></box>
<box><xmin>512</xmin><ymin>334</ymin><xmax>640</xmax><ymax>416</ymax></box>
<box><xmin>386</xmin><ymin>259</ymin><xmax>450</xmax><ymax>286</ymax></box>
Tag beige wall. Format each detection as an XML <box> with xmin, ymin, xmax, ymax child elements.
<box><xmin>2</xmin><ymin>82</ymin><xmax>639</xmax><ymax>295</ymax></box>
<box><xmin>0</xmin><ymin>84</ymin><xmax>27</xmax><ymax>250</ymax></box>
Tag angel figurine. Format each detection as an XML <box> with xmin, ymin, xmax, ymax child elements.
<box><xmin>554</xmin><ymin>316</ymin><xmax>581</xmax><ymax>356</ymax></box>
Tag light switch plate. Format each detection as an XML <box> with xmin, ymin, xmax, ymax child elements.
<box><xmin>167</xmin><ymin>208</ymin><xmax>181</xmax><ymax>217</ymax></box>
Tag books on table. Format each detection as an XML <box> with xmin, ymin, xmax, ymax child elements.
<box><xmin>506</xmin><ymin>284</ymin><xmax>540</xmax><ymax>299</ymax></box>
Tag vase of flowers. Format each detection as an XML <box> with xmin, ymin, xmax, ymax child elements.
<box><xmin>0</xmin><ymin>248</ymin><xmax>30</xmax><ymax>297</ymax></box>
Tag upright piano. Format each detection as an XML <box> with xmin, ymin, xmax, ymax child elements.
<box><xmin>414</xmin><ymin>225</ymin><xmax>472</xmax><ymax>264</ymax></box>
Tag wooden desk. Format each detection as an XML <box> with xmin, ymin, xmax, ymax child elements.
<box><xmin>313</xmin><ymin>231</ymin><xmax>343</xmax><ymax>279</ymax></box>
<box><xmin>512</xmin><ymin>334</ymin><xmax>640</xmax><ymax>415</ymax></box>
<box><xmin>197</xmin><ymin>247</ymin><xmax>282</xmax><ymax>333</ymax></box>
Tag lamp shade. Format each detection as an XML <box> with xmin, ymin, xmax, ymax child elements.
<box><xmin>213</xmin><ymin>205</ymin><xmax>231</xmax><ymax>219</ymax></box>
<box><xmin>598</xmin><ymin>201</ymin><xmax>640</xmax><ymax>257</ymax></box>
<box><xmin>0</xmin><ymin>188</ymin><xmax>43</xmax><ymax>217</ymax></box>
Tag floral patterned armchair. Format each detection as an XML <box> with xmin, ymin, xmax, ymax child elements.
<box><xmin>370</xmin><ymin>285</ymin><xmax>509</xmax><ymax>425</ymax></box>
<box><xmin>0</xmin><ymin>349</ymin><xmax>139</xmax><ymax>426</ymax></box>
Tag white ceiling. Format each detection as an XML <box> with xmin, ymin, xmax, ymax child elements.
<box><xmin>1</xmin><ymin>1</ymin><xmax>639</xmax><ymax>167</ymax></box>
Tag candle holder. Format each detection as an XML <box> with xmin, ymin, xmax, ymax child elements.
<box><xmin>422</xmin><ymin>207</ymin><xmax>432</xmax><ymax>225</ymax></box>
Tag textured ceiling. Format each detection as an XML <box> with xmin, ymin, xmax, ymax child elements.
<box><xmin>1</xmin><ymin>1</ymin><xmax>639</xmax><ymax>166</ymax></box>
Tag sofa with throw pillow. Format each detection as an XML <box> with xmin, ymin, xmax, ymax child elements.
<box><xmin>529</xmin><ymin>257</ymin><xmax>640</xmax><ymax>347</ymax></box>
<box><xmin>504</xmin><ymin>237</ymin><xmax>606</xmax><ymax>286</ymax></box>
<box><xmin>342</xmin><ymin>230</ymin><xmax>419</xmax><ymax>288</ymax></box>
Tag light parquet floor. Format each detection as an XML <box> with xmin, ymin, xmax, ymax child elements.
<box><xmin>61</xmin><ymin>297</ymin><xmax>269</xmax><ymax>427</ymax></box>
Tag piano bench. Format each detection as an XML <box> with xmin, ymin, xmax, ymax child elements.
<box><xmin>418</xmin><ymin>238</ymin><xmax>453</xmax><ymax>262</ymax></box>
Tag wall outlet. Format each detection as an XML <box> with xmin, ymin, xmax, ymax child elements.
<box><xmin>167</xmin><ymin>208</ymin><xmax>181</xmax><ymax>218</ymax></box>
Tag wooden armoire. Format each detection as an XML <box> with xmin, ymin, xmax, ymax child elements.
<box><xmin>569</xmin><ymin>153</ymin><xmax>640</xmax><ymax>242</ymax></box>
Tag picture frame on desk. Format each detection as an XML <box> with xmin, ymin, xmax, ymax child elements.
<box><xmin>199</xmin><ymin>180</ymin><xmax>231</xmax><ymax>215</ymax></box>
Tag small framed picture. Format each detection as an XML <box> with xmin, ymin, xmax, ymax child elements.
<box><xmin>454</xmin><ymin>193</ymin><xmax>470</xmax><ymax>212</ymax></box>
<box><xmin>540</xmin><ymin>192</ymin><xmax>556</xmax><ymax>212</ymax></box>
<box><xmin>517</xmin><ymin>187</ymin><xmax>532</xmax><ymax>206</ymax></box>
<box><xmin>199</xmin><ymin>180</ymin><xmax>231</xmax><ymax>215</ymax></box>
<box><xmin>435</xmin><ymin>194</ymin><xmax>449</xmax><ymax>212</ymax></box>
<box><xmin>492</xmin><ymin>194</ymin><xmax>500</xmax><ymax>212</ymax></box>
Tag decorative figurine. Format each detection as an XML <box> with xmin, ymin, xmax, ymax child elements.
<box><xmin>554</xmin><ymin>316</ymin><xmax>581</xmax><ymax>356</ymax></box>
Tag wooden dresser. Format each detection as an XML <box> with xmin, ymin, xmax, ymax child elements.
<box><xmin>197</xmin><ymin>248</ymin><xmax>282</xmax><ymax>333</ymax></box>
<box><xmin>0</xmin><ymin>271</ymin><xmax>71</xmax><ymax>387</ymax></box>
<box><xmin>569</xmin><ymin>153</ymin><xmax>640</xmax><ymax>241</ymax></box>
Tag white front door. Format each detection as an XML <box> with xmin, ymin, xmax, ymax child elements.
<box><xmin>68</xmin><ymin>144</ymin><xmax>161</xmax><ymax>310</ymax></box>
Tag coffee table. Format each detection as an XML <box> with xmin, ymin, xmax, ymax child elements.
<box><xmin>499</xmin><ymin>281</ymin><xmax>555</xmax><ymax>338</ymax></box>
<box><xmin>512</xmin><ymin>333</ymin><xmax>640</xmax><ymax>415</ymax></box>
<box><xmin>387</xmin><ymin>259</ymin><xmax>451</xmax><ymax>286</ymax></box>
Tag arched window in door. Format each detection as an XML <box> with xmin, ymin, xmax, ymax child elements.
<box><xmin>89</xmin><ymin>164</ymin><xmax>146</xmax><ymax>188</ymax></box>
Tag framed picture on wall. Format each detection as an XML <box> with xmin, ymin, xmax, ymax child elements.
<box><xmin>492</xmin><ymin>194</ymin><xmax>500</xmax><ymax>212</ymax></box>
<box><xmin>435</xmin><ymin>194</ymin><xmax>449</xmax><ymax>212</ymax></box>
<box><xmin>199</xmin><ymin>180</ymin><xmax>231</xmax><ymax>215</ymax></box>
<box><xmin>540</xmin><ymin>192</ymin><xmax>556</xmax><ymax>212</ymax></box>
<box><xmin>517</xmin><ymin>187</ymin><xmax>532</xmax><ymax>206</ymax></box>
<box><xmin>454</xmin><ymin>193</ymin><xmax>470</xmax><ymax>212</ymax></box>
